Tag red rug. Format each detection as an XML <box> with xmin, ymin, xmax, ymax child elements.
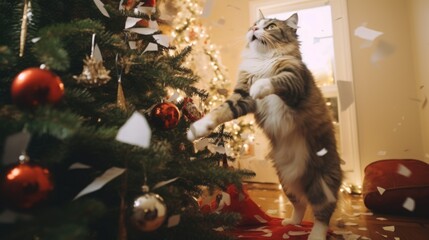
<box><xmin>201</xmin><ymin>184</ymin><xmax>333</xmax><ymax>240</ymax></box>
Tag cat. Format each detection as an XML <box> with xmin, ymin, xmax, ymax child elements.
<box><xmin>187</xmin><ymin>13</ymin><xmax>343</xmax><ymax>240</ymax></box>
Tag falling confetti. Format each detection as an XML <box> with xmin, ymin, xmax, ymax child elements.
<box><xmin>358</xmin><ymin>227</ymin><xmax>368</xmax><ymax>231</ymax></box>
<box><xmin>288</xmin><ymin>231</ymin><xmax>308</xmax><ymax>236</ymax></box>
<box><xmin>317</xmin><ymin>148</ymin><xmax>328</xmax><ymax>156</ymax></box>
<box><xmin>254</xmin><ymin>215</ymin><xmax>268</xmax><ymax>223</ymax></box>
<box><xmin>344</xmin><ymin>222</ymin><xmax>358</xmax><ymax>226</ymax></box>
<box><xmin>261</xmin><ymin>232</ymin><xmax>273</xmax><ymax>237</ymax></box>
<box><xmin>333</xmin><ymin>230</ymin><xmax>353</xmax><ymax>235</ymax></box>
<box><xmin>376</xmin><ymin>217</ymin><xmax>388</xmax><ymax>221</ymax></box>
<box><xmin>397</xmin><ymin>164</ymin><xmax>412</xmax><ymax>177</ymax></box>
<box><xmin>354</xmin><ymin>25</ymin><xmax>383</xmax><ymax>41</ymax></box>
<box><xmin>377</xmin><ymin>186</ymin><xmax>386</xmax><ymax>195</ymax></box>
<box><xmin>377</xmin><ymin>150</ymin><xmax>387</xmax><ymax>156</ymax></box>
<box><xmin>382</xmin><ymin>226</ymin><xmax>395</xmax><ymax>232</ymax></box>
<box><xmin>266</xmin><ymin>209</ymin><xmax>278</xmax><ymax>215</ymax></box>
<box><xmin>213</xmin><ymin>227</ymin><xmax>224</xmax><ymax>232</ymax></box>
<box><xmin>376</xmin><ymin>231</ymin><xmax>388</xmax><ymax>238</ymax></box>
<box><xmin>402</xmin><ymin>197</ymin><xmax>415</xmax><ymax>211</ymax></box>
<box><xmin>282</xmin><ymin>233</ymin><xmax>290</xmax><ymax>239</ymax></box>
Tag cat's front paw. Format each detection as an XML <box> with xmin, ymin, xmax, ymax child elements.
<box><xmin>187</xmin><ymin>115</ymin><xmax>215</xmax><ymax>141</ymax></box>
<box><xmin>249</xmin><ymin>78</ymin><xmax>274</xmax><ymax>99</ymax></box>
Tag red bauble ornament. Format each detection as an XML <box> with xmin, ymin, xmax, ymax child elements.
<box><xmin>182</xmin><ymin>97</ymin><xmax>203</xmax><ymax>122</ymax></box>
<box><xmin>11</xmin><ymin>67</ymin><xmax>65</xmax><ymax>107</ymax></box>
<box><xmin>150</xmin><ymin>102</ymin><xmax>181</xmax><ymax>130</ymax></box>
<box><xmin>0</xmin><ymin>161</ymin><xmax>54</xmax><ymax>209</ymax></box>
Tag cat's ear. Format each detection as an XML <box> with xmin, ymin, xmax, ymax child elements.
<box><xmin>258</xmin><ymin>9</ymin><xmax>265</xmax><ymax>20</ymax></box>
<box><xmin>285</xmin><ymin>13</ymin><xmax>298</xmax><ymax>30</ymax></box>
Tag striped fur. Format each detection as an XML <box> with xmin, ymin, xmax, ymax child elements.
<box><xmin>187</xmin><ymin>13</ymin><xmax>343</xmax><ymax>240</ymax></box>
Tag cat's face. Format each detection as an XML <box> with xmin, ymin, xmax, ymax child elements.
<box><xmin>246</xmin><ymin>13</ymin><xmax>299</xmax><ymax>53</ymax></box>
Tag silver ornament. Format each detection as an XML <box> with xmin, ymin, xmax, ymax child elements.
<box><xmin>131</xmin><ymin>193</ymin><xmax>167</xmax><ymax>232</ymax></box>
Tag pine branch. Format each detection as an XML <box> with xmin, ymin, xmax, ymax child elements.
<box><xmin>25</xmin><ymin>106</ymin><xmax>82</xmax><ymax>140</ymax></box>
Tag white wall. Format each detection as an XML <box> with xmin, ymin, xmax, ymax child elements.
<box><xmin>347</xmin><ymin>0</ymin><xmax>425</xmax><ymax>171</ymax></box>
<box><xmin>409</xmin><ymin>0</ymin><xmax>429</xmax><ymax>161</ymax></box>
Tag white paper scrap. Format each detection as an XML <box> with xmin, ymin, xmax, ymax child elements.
<box><xmin>149</xmin><ymin>20</ymin><xmax>159</xmax><ymax>29</ymax></box>
<box><xmin>333</xmin><ymin>230</ymin><xmax>353</xmax><ymax>235</ymax></box>
<box><xmin>382</xmin><ymin>226</ymin><xmax>395</xmax><ymax>232</ymax></box>
<box><xmin>213</xmin><ymin>226</ymin><xmax>224</xmax><ymax>232</ymax></box>
<box><xmin>254</xmin><ymin>215</ymin><xmax>268</xmax><ymax>223</ymax></box>
<box><xmin>288</xmin><ymin>231</ymin><xmax>308</xmax><ymax>236</ymax></box>
<box><xmin>354</xmin><ymin>26</ymin><xmax>383</xmax><ymax>41</ymax></box>
<box><xmin>402</xmin><ymin>197</ymin><xmax>415</xmax><ymax>211</ymax></box>
<box><xmin>317</xmin><ymin>148</ymin><xmax>328</xmax><ymax>156</ymax></box>
<box><xmin>93</xmin><ymin>0</ymin><xmax>110</xmax><ymax>17</ymax></box>
<box><xmin>168</xmin><ymin>91</ymin><xmax>181</xmax><ymax>103</ymax></box>
<box><xmin>93</xmin><ymin>44</ymin><xmax>103</xmax><ymax>62</ymax></box>
<box><xmin>69</xmin><ymin>162</ymin><xmax>91</xmax><ymax>170</ymax></box>
<box><xmin>116</xmin><ymin>112</ymin><xmax>151</xmax><ymax>148</ymax></box>
<box><xmin>129</xmin><ymin>41</ymin><xmax>137</xmax><ymax>49</ymax></box>
<box><xmin>143</xmin><ymin>42</ymin><xmax>158</xmax><ymax>53</ymax></box>
<box><xmin>377</xmin><ymin>186</ymin><xmax>386</xmax><ymax>195</ymax></box>
<box><xmin>31</xmin><ymin>37</ymin><xmax>41</xmax><ymax>43</ymax></box>
<box><xmin>261</xmin><ymin>232</ymin><xmax>272</xmax><ymax>237</ymax></box>
<box><xmin>394</xmin><ymin>237</ymin><xmax>400</xmax><ymax>240</ymax></box>
<box><xmin>346</xmin><ymin>234</ymin><xmax>362</xmax><ymax>240</ymax></box>
<box><xmin>361</xmin><ymin>212</ymin><xmax>374</xmax><ymax>216</ymax></box>
<box><xmin>361</xmin><ymin>237</ymin><xmax>371</xmax><ymax>240</ymax></box>
<box><xmin>376</xmin><ymin>217</ymin><xmax>388</xmax><ymax>221</ymax></box>
<box><xmin>201</xmin><ymin>0</ymin><xmax>214</xmax><ymax>18</ymax></box>
<box><xmin>74</xmin><ymin>167</ymin><xmax>125</xmax><ymax>200</ymax></box>
<box><xmin>282</xmin><ymin>233</ymin><xmax>290</xmax><ymax>239</ymax></box>
<box><xmin>215</xmin><ymin>145</ymin><xmax>226</xmax><ymax>154</ymax></box>
<box><xmin>153</xmin><ymin>177</ymin><xmax>179</xmax><ymax>190</ymax></box>
<box><xmin>128</xmin><ymin>28</ymin><xmax>158</xmax><ymax>35</ymax></box>
<box><xmin>376</xmin><ymin>232</ymin><xmax>388</xmax><ymax>238</ymax></box>
<box><xmin>397</xmin><ymin>164</ymin><xmax>412</xmax><ymax>177</ymax></box>
<box><xmin>377</xmin><ymin>150</ymin><xmax>387</xmax><ymax>156</ymax></box>
<box><xmin>167</xmin><ymin>214</ymin><xmax>181</xmax><ymax>228</ymax></box>
<box><xmin>153</xmin><ymin>34</ymin><xmax>170</xmax><ymax>47</ymax></box>
<box><xmin>2</xmin><ymin>131</ymin><xmax>31</xmax><ymax>165</ymax></box>
<box><xmin>125</xmin><ymin>17</ymin><xmax>142</xmax><ymax>29</ymax></box>
<box><xmin>194</xmin><ymin>138</ymin><xmax>210</xmax><ymax>152</ymax></box>
<box><xmin>266</xmin><ymin>209</ymin><xmax>278</xmax><ymax>215</ymax></box>
<box><xmin>345</xmin><ymin>222</ymin><xmax>358</xmax><ymax>226</ymax></box>
<box><xmin>358</xmin><ymin>227</ymin><xmax>368</xmax><ymax>231</ymax></box>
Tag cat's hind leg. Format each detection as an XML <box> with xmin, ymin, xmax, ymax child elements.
<box><xmin>308</xmin><ymin>203</ymin><xmax>336</xmax><ymax>240</ymax></box>
<box><xmin>306</xmin><ymin>178</ymin><xmax>338</xmax><ymax>240</ymax></box>
<box><xmin>281</xmin><ymin>192</ymin><xmax>307</xmax><ymax>225</ymax></box>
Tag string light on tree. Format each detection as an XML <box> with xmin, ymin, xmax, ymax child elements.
<box><xmin>168</xmin><ymin>0</ymin><xmax>255</xmax><ymax>157</ymax></box>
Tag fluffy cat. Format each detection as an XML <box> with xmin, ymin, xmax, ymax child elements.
<box><xmin>187</xmin><ymin>13</ymin><xmax>343</xmax><ymax>240</ymax></box>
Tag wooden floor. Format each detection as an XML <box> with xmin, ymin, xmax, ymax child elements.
<box><xmin>245</xmin><ymin>182</ymin><xmax>429</xmax><ymax>240</ymax></box>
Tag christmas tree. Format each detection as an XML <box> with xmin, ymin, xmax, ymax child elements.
<box><xmin>0</xmin><ymin>1</ymin><xmax>255</xmax><ymax>239</ymax></box>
